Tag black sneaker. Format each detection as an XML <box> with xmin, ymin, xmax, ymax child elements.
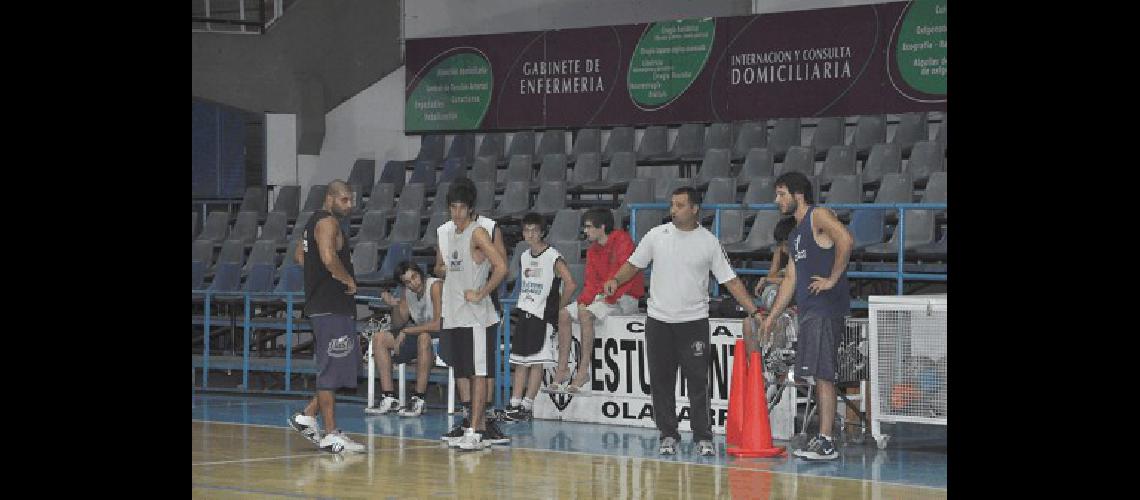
<box><xmin>442</xmin><ymin>417</ymin><xmax>470</xmax><ymax>445</ymax></box>
<box><xmin>482</xmin><ymin>418</ymin><xmax>510</xmax><ymax>445</ymax></box>
<box><xmin>792</xmin><ymin>435</ymin><xmax>820</xmax><ymax>458</ymax></box>
<box><xmin>800</xmin><ymin>435</ymin><xmax>838</xmax><ymax>461</ymax></box>
<box><xmin>503</xmin><ymin>405</ymin><xmax>525</xmax><ymax>421</ymax></box>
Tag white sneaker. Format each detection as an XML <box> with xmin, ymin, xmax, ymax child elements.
<box><xmin>319</xmin><ymin>430</ymin><xmax>366</xmax><ymax>453</ymax></box>
<box><xmin>457</xmin><ymin>428</ymin><xmax>486</xmax><ymax>451</ymax></box>
<box><xmin>365</xmin><ymin>395</ymin><xmax>400</xmax><ymax>415</ymax></box>
<box><xmin>288</xmin><ymin>412</ymin><xmax>321</xmax><ymax>444</ymax></box>
<box><xmin>397</xmin><ymin>395</ymin><xmax>427</xmax><ymax>417</ymax></box>
<box><xmin>697</xmin><ymin>440</ymin><xmax>716</xmax><ymax>456</ymax></box>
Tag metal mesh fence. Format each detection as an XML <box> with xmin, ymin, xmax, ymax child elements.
<box><xmin>872</xmin><ymin>300</ymin><xmax>946</xmax><ymax>421</ymax></box>
<box><xmin>838</xmin><ymin>318</ymin><xmax>869</xmax><ymax>384</ymax></box>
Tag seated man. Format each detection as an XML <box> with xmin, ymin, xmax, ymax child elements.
<box><xmin>364</xmin><ymin>261</ymin><xmax>442</xmax><ymax>416</ymax></box>
<box><xmin>552</xmin><ymin>208</ymin><xmax>644</xmax><ymax>393</ymax></box>
<box><xmin>744</xmin><ymin>216</ymin><xmax>797</xmax><ymax>354</ymax></box>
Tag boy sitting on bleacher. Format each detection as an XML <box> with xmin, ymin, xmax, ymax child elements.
<box><xmin>364</xmin><ymin>261</ymin><xmax>442</xmax><ymax>417</ymax></box>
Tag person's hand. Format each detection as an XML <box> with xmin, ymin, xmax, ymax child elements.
<box><xmin>808</xmin><ymin>276</ymin><xmax>836</xmax><ymax>295</ymax></box>
<box><xmin>464</xmin><ymin>289</ymin><xmax>483</xmax><ymax>303</ymax></box>
<box><xmin>381</xmin><ymin>291</ymin><xmax>398</xmax><ymax>306</ymax></box>
<box><xmin>344</xmin><ymin>279</ymin><xmax>357</xmax><ymax>295</ymax></box>
<box><xmin>603</xmin><ymin>279</ymin><xmax>618</xmax><ymax>296</ymax></box>
<box><xmin>393</xmin><ymin>332</ymin><xmax>407</xmax><ymax>351</ymax></box>
<box><xmin>760</xmin><ymin>314</ymin><xmax>774</xmax><ymax>339</ymax></box>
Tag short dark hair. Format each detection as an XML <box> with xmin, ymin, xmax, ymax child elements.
<box><xmin>671</xmin><ymin>186</ymin><xmax>700</xmax><ymax>206</ymax></box>
<box><xmin>521</xmin><ymin>212</ymin><xmax>545</xmax><ymax>232</ymax></box>
<box><xmin>583</xmin><ymin>208</ymin><xmax>614</xmax><ymax>234</ymax></box>
<box><xmin>774</xmin><ymin>216</ymin><xmax>797</xmax><ymax>243</ymax></box>
<box><xmin>774</xmin><ymin>171</ymin><xmax>813</xmax><ymax>204</ymax></box>
<box><xmin>394</xmin><ymin>260</ymin><xmax>423</xmax><ymax>283</ymax></box>
<box><xmin>451</xmin><ymin>176</ymin><xmax>476</xmax><ymax>196</ymax></box>
<box><xmin>446</xmin><ymin>179</ymin><xmax>476</xmax><ymax>209</ymax></box>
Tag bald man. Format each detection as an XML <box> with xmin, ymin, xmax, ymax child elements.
<box><xmin>288</xmin><ymin>180</ymin><xmax>365</xmax><ymax>454</ymax></box>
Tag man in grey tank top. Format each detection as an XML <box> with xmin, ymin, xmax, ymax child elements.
<box><xmin>762</xmin><ymin>172</ymin><xmax>853</xmax><ymax>461</ymax></box>
<box><xmin>435</xmin><ymin>177</ymin><xmax>506</xmax><ymax>425</ymax></box>
<box><xmin>434</xmin><ymin>181</ymin><xmax>508</xmax><ymax>451</ymax></box>
<box><xmin>365</xmin><ymin>261</ymin><xmax>442</xmax><ymax>417</ymax></box>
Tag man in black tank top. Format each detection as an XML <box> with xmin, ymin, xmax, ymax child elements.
<box><xmin>762</xmin><ymin>172</ymin><xmax>853</xmax><ymax>462</ymax></box>
<box><xmin>286</xmin><ymin>180</ymin><xmax>365</xmax><ymax>454</ymax></box>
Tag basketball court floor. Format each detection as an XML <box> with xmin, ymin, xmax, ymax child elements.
<box><xmin>192</xmin><ymin>394</ymin><xmax>946</xmax><ymax>498</ymax></box>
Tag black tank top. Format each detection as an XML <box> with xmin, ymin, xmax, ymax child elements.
<box><xmin>790</xmin><ymin>206</ymin><xmax>850</xmax><ymax>317</ymax></box>
<box><xmin>302</xmin><ymin>210</ymin><xmax>356</xmax><ymax>317</ymax></box>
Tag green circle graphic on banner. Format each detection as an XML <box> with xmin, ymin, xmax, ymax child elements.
<box><xmin>627</xmin><ymin>18</ymin><xmax>715</xmax><ymax>109</ymax></box>
<box><xmin>406</xmin><ymin>51</ymin><xmax>493</xmax><ymax>131</ymax></box>
<box><xmin>895</xmin><ymin>0</ymin><xmax>947</xmax><ymax>95</ymax></box>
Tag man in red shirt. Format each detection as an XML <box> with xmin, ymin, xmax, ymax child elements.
<box><xmin>552</xmin><ymin>208</ymin><xmax>645</xmax><ymax>393</ymax></box>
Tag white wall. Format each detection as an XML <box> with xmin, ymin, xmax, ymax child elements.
<box><xmin>406</xmin><ymin>0</ymin><xmax>749</xmax><ymax>38</ymax></box>
<box><xmin>266</xmin><ymin>113</ymin><xmax>298</xmax><ymax>208</ymax></box>
<box><xmin>750</xmin><ymin>0</ymin><xmax>886</xmax><ymax>14</ymax></box>
<box><xmin>297</xmin><ymin>67</ymin><xmax>420</xmax><ymax>206</ymax></box>
<box><xmin>405</xmin><ymin>0</ymin><xmax>888</xmax><ymax>39</ymax></box>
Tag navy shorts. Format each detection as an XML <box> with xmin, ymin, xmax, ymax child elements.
<box><xmin>311</xmin><ymin>314</ymin><xmax>361</xmax><ymax>390</ymax></box>
<box><xmin>795</xmin><ymin>312</ymin><xmax>843</xmax><ymax>383</ymax></box>
<box><xmin>390</xmin><ymin>331</ymin><xmax>439</xmax><ymax>365</ymax></box>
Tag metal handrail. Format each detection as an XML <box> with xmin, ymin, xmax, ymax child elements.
<box><xmin>629</xmin><ymin>202</ymin><xmax>947</xmax><ymax>295</ymax></box>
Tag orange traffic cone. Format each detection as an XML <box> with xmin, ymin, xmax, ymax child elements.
<box><xmin>726</xmin><ymin>351</ymin><xmax>786</xmax><ymax>458</ymax></box>
<box><xmin>726</xmin><ymin>339</ymin><xmax>746</xmax><ymax>448</ymax></box>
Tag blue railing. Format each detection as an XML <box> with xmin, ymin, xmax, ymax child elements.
<box><xmin>629</xmin><ymin>202</ymin><xmax>947</xmax><ymax>296</ymax></box>
<box><xmin>192</xmin><ymin>291</ymin><xmax>308</xmax><ymax>395</ymax></box>
<box><xmin>192</xmin><ymin>290</ymin><xmax>519</xmax><ymax>408</ymax></box>
<box><xmin>195</xmin><ymin>202</ymin><xmax>944</xmax><ymax>406</ymax></box>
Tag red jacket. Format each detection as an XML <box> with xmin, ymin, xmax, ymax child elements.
<box><xmin>578</xmin><ymin>229</ymin><xmax>644</xmax><ymax>305</ymax></box>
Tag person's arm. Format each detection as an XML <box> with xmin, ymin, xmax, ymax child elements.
<box><xmin>808</xmin><ymin>208</ymin><xmax>853</xmax><ymax>295</ymax></box>
<box><xmin>403</xmin><ymin>281</ymin><xmax>443</xmax><ymax>335</ymax></box>
<box><xmin>492</xmin><ymin>226</ymin><xmax>508</xmax><ymax>263</ymax></box>
<box><xmin>578</xmin><ymin>249</ymin><xmax>603</xmax><ymax>305</ymax></box>
<box><xmin>604</xmin><ymin>231</ymin><xmax>653</xmax><ymax>296</ymax></box>
<box><xmin>434</xmin><ymin>245</ymin><xmax>446</xmax><ymax>278</ymax></box>
<box><xmin>389</xmin><ymin>299</ymin><xmax>413</xmax><ymax>348</ymax></box>
<box><xmin>709</xmin><ymin>239</ymin><xmax>757</xmax><ymax>316</ymax></box>
<box><xmin>464</xmin><ymin>227</ymin><xmax>507</xmax><ymax>302</ymax></box>
<box><xmin>294</xmin><ymin>238</ymin><xmax>305</xmax><ymax>265</ymax></box>
<box><xmin>554</xmin><ymin>257</ymin><xmax>577</xmax><ymax>310</ymax></box>
<box><xmin>607</xmin><ymin>232</ymin><xmax>641</xmax><ymax>304</ymax></box>
<box><xmin>381</xmin><ymin>290</ymin><xmax>401</xmax><ymax>307</ymax></box>
<box><xmin>767</xmin><ymin>247</ymin><xmax>784</xmax><ymax>285</ymax></box>
<box><xmin>762</xmin><ymin>256</ymin><xmax>797</xmax><ymax>335</ymax></box>
<box><xmin>604</xmin><ymin>262</ymin><xmax>643</xmax><ymax>296</ymax></box>
<box><xmin>315</xmin><ymin>218</ymin><xmax>356</xmax><ymax>294</ymax></box>
<box><xmin>724</xmin><ymin>278</ymin><xmax>759</xmax><ymax>317</ymax></box>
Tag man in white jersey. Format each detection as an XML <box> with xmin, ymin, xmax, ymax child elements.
<box><xmin>435</xmin><ymin>181</ymin><xmax>508</xmax><ymax>450</ymax></box>
<box><xmin>434</xmin><ymin>177</ymin><xmax>508</xmax><ymax>438</ymax></box>
<box><xmin>505</xmin><ymin>213</ymin><xmax>577</xmax><ymax>421</ymax></box>
<box><xmin>365</xmin><ymin>261</ymin><xmax>442</xmax><ymax>417</ymax></box>
<box><xmin>604</xmin><ymin>186</ymin><xmax>761</xmax><ymax>457</ymax></box>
